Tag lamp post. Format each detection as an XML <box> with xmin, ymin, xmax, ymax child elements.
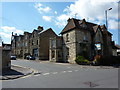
<box><xmin>105</xmin><ymin>8</ymin><xmax>112</xmax><ymax>30</ymax></box>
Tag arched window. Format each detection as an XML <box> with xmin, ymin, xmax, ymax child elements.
<box><xmin>37</xmin><ymin>40</ymin><xmax>38</xmax><ymax>45</ymax></box>
<box><xmin>66</xmin><ymin>34</ymin><xmax>69</xmax><ymax>42</ymax></box>
<box><xmin>52</xmin><ymin>50</ymin><xmax>55</xmax><ymax>58</ymax></box>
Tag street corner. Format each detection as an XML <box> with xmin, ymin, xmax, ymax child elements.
<box><xmin>0</xmin><ymin>65</ymin><xmax>35</xmax><ymax>80</ymax></box>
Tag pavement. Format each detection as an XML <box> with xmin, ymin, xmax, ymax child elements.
<box><xmin>19</xmin><ymin>59</ymin><xmax>118</xmax><ymax>69</ymax></box>
<box><xmin>0</xmin><ymin>65</ymin><xmax>34</xmax><ymax>80</ymax></box>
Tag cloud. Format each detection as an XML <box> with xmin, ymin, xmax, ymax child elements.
<box><xmin>108</xmin><ymin>20</ymin><xmax>119</xmax><ymax>30</ymax></box>
<box><xmin>42</xmin><ymin>16</ymin><xmax>52</xmax><ymax>22</ymax></box>
<box><xmin>0</xmin><ymin>26</ymin><xmax>24</xmax><ymax>43</ymax></box>
<box><xmin>55</xmin><ymin>0</ymin><xmax>119</xmax><ymax>28</ymax></box>
<box><xmin>34</xmin><ymin>3</ymin><xmax>51</xmax><ymax>13</ymax></box>
<box><xmin>55</xmin><ymin>14</ymin><xmax>71</xmax><ymax>27</ymax></box>
<box><xmin>0</xmin><ymin>26</ymin><xmax>24</xmax><ymax>34</ymax></box>
<box><xmin>0</xmin><ymin>32</ymin><xmax>11</xmax><ymax>39</ymax></box>
<box><xmin>66</xmin><ymin>0</ymin><xmax>118</xmax><ymax>20</ymax></box>
<box><xmin>54</xmin><ymin>11</ymin><xmax>57</xmax><ymax>14</ymax></box>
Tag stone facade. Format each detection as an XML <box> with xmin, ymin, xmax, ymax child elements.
<box><xmin>0</xmin><ymin>43</ymin><xmax>11</xmax><ymax>71</ymax></box>
<box><xmin>49</xmin><ymin>18</ymin><xmax>113</xmax><ymax>63</ymax></box>
<box><xmin>11</xmin><ymin>26</ymin><xmax>57</xmax><ymax>60</ymax></box>
<box><xmin>49</xmin><ymin>36</ymin><xmax>63</xmax><ymax>62</ymax></box>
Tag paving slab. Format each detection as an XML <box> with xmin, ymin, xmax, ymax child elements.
<box><xmin>0</xmin><ymin>65</ymin><xmax>34</xmax><ymax>80</ymax></box>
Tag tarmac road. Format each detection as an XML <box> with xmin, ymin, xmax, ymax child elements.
<box><xmin>2</xmin><ymin>59</ymin><xmax>119</xmax><ymax>88</ymax></box>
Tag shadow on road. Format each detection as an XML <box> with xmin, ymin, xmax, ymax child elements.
<box><xmin>2</xmin><ymin>69</ymin><xmax>24</xmax><ymax>76</ymax></box>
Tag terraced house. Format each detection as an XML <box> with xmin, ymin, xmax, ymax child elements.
<box><xmin>11</xmin><ymin>26</ymin><xmax>57</xmax><ymax>60</ymax></box>
<box><xmin>50</xmin><ymin>18</ymin><xmax>114</xmax><ymax>63</ymax></box>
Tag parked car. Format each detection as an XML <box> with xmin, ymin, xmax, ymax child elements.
<box><xmin>10</xmin><ymin>55</ymin><xmax>17</xmax><ymax>60</ymax></box>
<box><xmin>26</xmin><ymin>55</ymin><xmax>36</xmax><ymax>60</ymax></box>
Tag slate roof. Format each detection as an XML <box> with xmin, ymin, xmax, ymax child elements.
<box><xmin>93</xmin><ymin>25</ymin><xmax>99</xmax><ymax>33</ymax></box>
<box><xmin>60</xmin><ymin>18</ymin><xmax>112</xmax><ymax>36</ymax></box>
<box><xmin>38</xmin><ymin>28</ymin><xmax>57</xmax><ymax>36</ymax></box>
<box><xmin>60</xmin><ymin>18</ymin><xmax>96</xmax><ymax>34</ymax></box>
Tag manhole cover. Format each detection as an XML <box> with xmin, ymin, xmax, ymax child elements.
<box><xmin>84</xmin><ymin>81</ymin><xmax>99</xmax><ymax>87</ymax></box>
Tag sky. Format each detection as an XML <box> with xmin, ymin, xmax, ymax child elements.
<box><xmin>0</xmin><ymin>0</ymin><xmax>119</xmax><ymax>45</ymax></box>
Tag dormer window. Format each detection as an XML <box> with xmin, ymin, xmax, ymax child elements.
<box><xmin>19</xmin><ymin>37</ymin><xmax>20</xmax><ymax>41</ymax></box>
<box><xmin>33</xmin><ymin>34</ymin><xmax>34</xmax><ymax>38</ymax></box>
<box><xmin>32</xmin><ymin>40</ymin><xmax>34</xmax><ymax>45</ymax></box>
<box><xmin>82</xmin><ymin>24</ymin><xmax>87</xmax><ymax>29</ymax></box>
<box><xmin>25</xmin><ymin>35</ymin><xmax>28</xmax><ymax>39</ymax></box>
<box><xmin>83</xmin><ymin>36</ymin><xmax>87</xmax><ymax>41</ymax></box>
<box><xmin>66</xmin><ymin>34</ymin><xmax>69</xmax><ymax>42</ymax></box>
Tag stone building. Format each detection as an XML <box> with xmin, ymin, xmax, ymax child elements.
<box><xmin>49</xmin><ymin>18</ymin><xmax>113</xmax><ymax>63</ymax></box>
<box><xmin>49</xmin><ymin>36</ymin><xmax>63</xmax><ymax>62</ymax></box>
<box><xmin>11</xmin><ymin>26</ymin><xmax>57</xmax><ymax>60</ymax></box>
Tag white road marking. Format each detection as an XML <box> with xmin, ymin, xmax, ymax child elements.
<box><xmin>61</xmin><ymin>71</ymin><xmax>67</xmax><ymax>73</ymax></box>
<box><xmin>68</xmin><ymin>71</ymin><xmax>72</xmax><ymax>72</ymax></box>
<box><xmin>52</xmin><ymin>72</ymin><xmax>58</xmax><ymax>74</ymax></box>
<box><xmin>55</xmin><ymin>63</ymin><xmax>70</xmax><ymax>65</ymax></box>
<box><xmin>75</xmin><ymin>70</ymin><xmax>79</xmax><ymax>72</ymax></box>
<box><xmin>43</xmin><ymin>73</ymin><xmax>50</xmax><ymax>75</ymax></box>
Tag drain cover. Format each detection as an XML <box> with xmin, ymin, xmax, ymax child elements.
<box><xmin>84</xmin><ymin>81</ymin><xmax>99</xmax><ymax>87</ymax></box>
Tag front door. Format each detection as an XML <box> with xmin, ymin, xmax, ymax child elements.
<box><xmin>33</xmin><ymin>48</ymin><xmax>38</xmax><ymax>57</ymax></box>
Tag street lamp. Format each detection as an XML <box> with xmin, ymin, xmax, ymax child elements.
<box><xmin>105</xmin><ymin>8</ymin><xmax>112</xmax><ymax>30</ymax></box>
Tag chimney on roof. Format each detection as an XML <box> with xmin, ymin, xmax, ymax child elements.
<box><xmin>24</xmin><ymin>32</ymin><xmax>29</xmax><ymax>35</ymax></box>
<box><xmin>37</xmin><ymin>26</ymin><xmax>43</xmax><ymax>32</ymax></box>
<box><xmin>12</xmin><ymin>32</ymin><xmax>13</xmax><ymax>36</ymax></box>
<box><xmin>67</xmin><ymin>18</ymin><xmax>71</xmax><ymax>22</ymax></box>
<box><xmin>82</xmin><ymin>19</ymin><xmax>86</xmax><ymax>22</ymax></box>
<box><xmin>15</xmin><ymin>33</ymin><xmax>17</xmax><ymax>36</ymax></box>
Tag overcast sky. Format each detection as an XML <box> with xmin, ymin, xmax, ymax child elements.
<box><xmin>0</xmin><ymin>0</ymin><xmax>119</xmax><ymax>44</ymax></box>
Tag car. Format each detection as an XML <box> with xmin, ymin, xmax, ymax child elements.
<box><xmin>10</xmin><ymin>55</ymin><xmax>17</xmax><ymax>60</ymax></box>
<box><xmin>26</xmin><ymin>55</ymin><xmax>35</xmax><ymax>60</ymax></box>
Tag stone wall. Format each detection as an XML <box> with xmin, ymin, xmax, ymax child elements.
<box><xmin>2</xmin><ymin>50</ymin><xmax>11</xmax><ymax>70</ymax></box>
<box><xmin>76</xmin><ymin>29</ymin><xmax>92</xmax><ymax>57</ymax></box>
<box><xmin>39</xmin><ymin>29</ymin><xmax>57</xmax><ymax>60</ymax></box>
<box><xmin>49</xmin><ymin>37</ymin><xmax>62</xmax><ymax>62</ymax></box>
<box><xmin>62</xmin><ymin>30</ymin><xmax>77</xmax><ymax>63</ymax></box>
<box><xmin>62</xmin><ymin>29</ymin><xmax>93</xmax><ymax>63</ymax></box>
<box><xmin>102</xmin><ymin>33</ymin><xmax>113</xmax><ymax>58</ymax></box>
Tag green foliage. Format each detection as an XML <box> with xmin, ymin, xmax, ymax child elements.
<box><xmin>75</xmin><ymin>56</ymin><xmax>90</xmax><ymax>65</ymax></box>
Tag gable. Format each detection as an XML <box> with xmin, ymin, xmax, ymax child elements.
<box><xmin>94</xmin><ymin>27</ymin><xmax>103</xmax><ymax>43</ymax></box>
<box><xmin>39</xmin><ymin>28</ymin><xmax>57</xmax><ymax>37</ymax></box>
<box><xmin>60</xmin><ymin>18</ymin><xmax>97</xmax><ymax>35</ymax></box>
<box><xmin>60</xmin><ymin>19</ymin><xmax>76</xmax><ymax>34</ymax></box>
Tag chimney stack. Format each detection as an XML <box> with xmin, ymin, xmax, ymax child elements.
<box><xmin>37</xmin><ymin>26</ymin><xmax>43</xmax><ymax>32</ymax></box>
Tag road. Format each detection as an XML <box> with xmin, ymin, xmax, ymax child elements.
<box><xmin>2</xmin><ymin>59</ymin><xmax>119</xmax><ymax>88</ymax></box>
